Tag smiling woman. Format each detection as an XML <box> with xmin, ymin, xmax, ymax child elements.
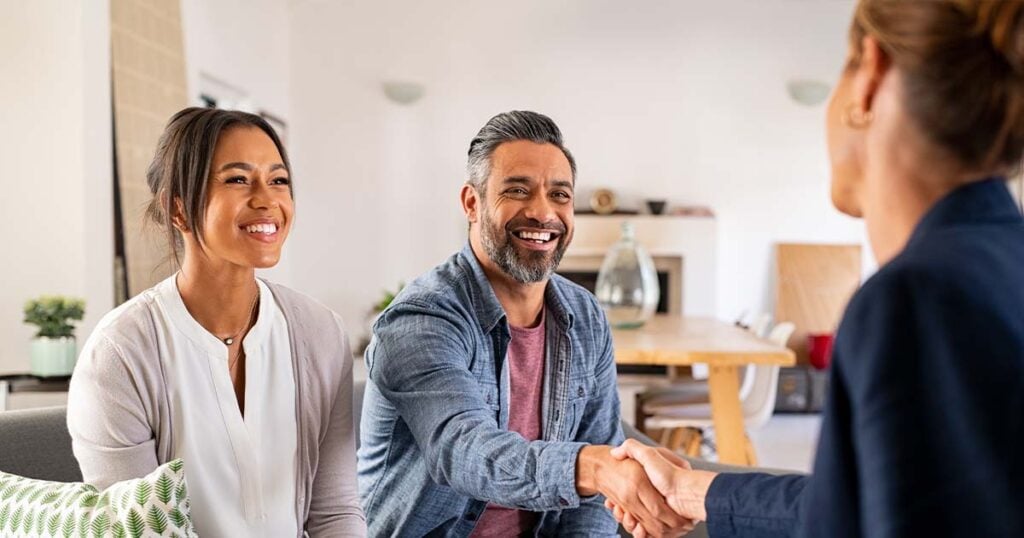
<box><xmin>66</xmin><ymin>108</ymin><xmax>366</xmax><ymax>537</ymax></box>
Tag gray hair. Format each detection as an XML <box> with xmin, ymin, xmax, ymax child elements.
<box><xmin>466</xmin><ymin>111</ymin><xmax>577</xmax><ymax>194</ymax></box>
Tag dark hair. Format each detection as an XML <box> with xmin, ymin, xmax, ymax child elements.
<box><xmin>849</xmin><ymin>0</ymin><xmax>1024</xmax><ymax>171</ymax></box>
<box><xmin>145</xmin><ymin>107</ymin><xmax>292</xmax><ymax>266</ymax></box>
<box><xmin>466</xmin><ymin>110</ymin><xmax>577</xmax><ymax>194</ymax></box>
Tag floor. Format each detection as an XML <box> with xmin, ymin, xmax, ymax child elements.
<box><xmin>748</xmin><ymin>414</ymin><xmax>822</xmax><ymax>472</ymax></box>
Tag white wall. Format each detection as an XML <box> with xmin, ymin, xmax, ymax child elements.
<box><xmin>288</xmin><ymin>0</ymin><xmax>872</xmax><ymax>337</ymax></box>
<box><xmin>0</xmin><ymin>0</ymin><xmax>113</xmax><ymax>373</ymax></box>
<box><xmin>179</xmin><ymin>0</ymin><xmax>293</xmax><ymax>283</ymax></box>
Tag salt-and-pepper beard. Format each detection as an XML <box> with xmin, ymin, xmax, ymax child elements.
<box><xmin>479</xmin><ymin>207</ymin><xmax>569</xmax><ymax>284</ymax></box>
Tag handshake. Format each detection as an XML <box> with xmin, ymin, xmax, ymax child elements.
<box><xmin>576</xmin><ymin>439</ymin><xmax>719</xmax><ymax>538</ymax></box>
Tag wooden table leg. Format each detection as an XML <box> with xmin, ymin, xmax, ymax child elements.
<box><xmin>707</xmin><ymin>364</ymin><xmax>749</xmax><ymax>465</ymax></box>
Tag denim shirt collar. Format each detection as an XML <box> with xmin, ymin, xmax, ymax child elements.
<box><xmin>458</xmin><ymin>242</ymin><xmax>575</xmax><ymax>334</ymax></box>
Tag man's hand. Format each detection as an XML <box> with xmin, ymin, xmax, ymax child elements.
<box><xmin>576</xmin><ymin>445</ymin><xmax>693</xmax><ymax>537</ymax></box>
<box><xmin>607</xmin><ymin>439</ymin><xmax>718</xmax><ymax>528</ymax></box>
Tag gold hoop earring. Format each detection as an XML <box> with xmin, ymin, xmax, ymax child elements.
<box><xmin>842</xmin><ymin>104</ymin><xmax>874</xmax><ymax>129</ymax></box>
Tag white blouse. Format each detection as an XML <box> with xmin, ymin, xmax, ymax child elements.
<box><xmin>152</xmin><ymin>276</ymin><xmax>298</xmax><ymax>537</ymax></box>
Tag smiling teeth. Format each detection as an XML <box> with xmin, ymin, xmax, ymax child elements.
<box><xmin>517</xmin><ymin>231</ymin><xmax>552</xmax><ymax>241</ymax></box>
<box><xmin>245</xmin><ymin>223</ymin><xmax>277</xmax><ymax>234</ymax></box>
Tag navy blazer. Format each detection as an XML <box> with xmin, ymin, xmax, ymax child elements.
<box><xmin>705</xmin><ymin>178</ymin><xmax>1024</xmax><ymax>537</ymax></box>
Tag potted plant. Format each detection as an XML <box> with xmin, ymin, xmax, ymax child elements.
<box><xmin>356</xmin><ymin>283</ymin><xmax>404</xmax><ymax>355</ymax></box>
<box><xmin>23</xmin><ymin>296</ymin><xmax>85</xmax><ymax>377</ymax></box>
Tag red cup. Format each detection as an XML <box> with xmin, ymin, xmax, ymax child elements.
<box><xmin>807</xmin><ymin>333</ymin><xmax>834</xmax><ymax>370</ymax></box>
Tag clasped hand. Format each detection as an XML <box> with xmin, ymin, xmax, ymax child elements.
<box><xmin>600</xmin><ymin>439</ymin><xmax>717</xmax><ymax>537</ymax></box>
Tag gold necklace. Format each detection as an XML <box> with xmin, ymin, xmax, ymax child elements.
<box><xmin>219</xmin><ymin>289</ymin><xmax>260</xmax><ymax>346</ymax></box>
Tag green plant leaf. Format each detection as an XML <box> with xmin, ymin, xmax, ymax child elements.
<box><xmin>168</xmin><ymin>460</ymin><xmax>183</xmax><ymax>474</ymax></box>
<box><xmin>23</xmin><ymin>295</ymin><xmax>86</xmax><ymax>338</ymax></box>
<box><xmin>133</xmin><ymin>481</ymin><xmax>151</xmax><ymax>507</ymax></box>
<box><xmin>174</xmin><ymin>481</ymin><xmax>187</xmax><ymax>505</ymax></box>
<box><xmin>146</xmin><ymin>505</ymin><xmax>168</xmax><ymax>534</ymax></box>
<box><xmin>79</xmin><ymin>510</ymin><xmax>90</xmax><ymax>538</ymax></box>
<box><xmin>62</xmin><ymin>511</ymin><xmax>76</xmax><ymax>538</ymax></box>
<box><xmin>16</xmin><ymin>482</ymin><xmax>34</xmax><ymax>501</ymax></box>
<box><xmin>10</xmin><ymin>506</ymin><xmax>24</xmax><ymax>532</ymax></box>
<box><xmin>28</xmin><ymin>483</ymin><xmax>48</xmax><ymax>503</ymax></box>
<box><xmin>90</xmin><ymin>512</ymin><xmax>110</xmax><ymax>538</ymax></box>
<box><xmin>35</xmin><ymin>506</ymin><xmax>47</xmax><ymax>535</ymax></box>
<box><xmin>95</xmin><ymin>491</ymin><xmax>111</xmax><ymax>510</ymax></box>
<box><xmin>48</xmin><ymin>511</ymin><xmax>62</xmax><ymax>535</ymax></box>
<box><xmin>63</xmin><ymin>488</ymin><xmax>82</xmax><ymax>509</ymax></box>
<box><xmin>111</xmin><ymin>521</ymin><xmax>126</xmax><ymax>538</ymax></box>
<box><xmin>155</xmin><ymin>473</ymin><xmax>173</xmax><ymax>504</ymax></box>
<box><xmin>41</xmin><ymin>488</ymin><xmax>63</xmax><ymax>505</ymax></box>
<box><xmin>23</xmin><ymin>506</ymin><xmax>36</xmax><ymax>534</ymax></box>
<box><xmin>126</xmin><ymin>508</ymin><xmax>145</xmax><ymax>538</ymax></box>
<box><xmin>168</xmin><ymin>507</ymin><xmax>186</xmax><ymax>529</ymax></box>
<box><xmin>79</xmin><ymin>492</ymin><xmax>99</xmax><ymax>508</ymax></box>
<box><xmin>0</xmin><ymin>503</ymin><xmax>10</xmax><ymax>531</ymax></box>
<box><xmin>119</xmin><ymin>489</ymin><xmax>131</xmax><ymax>510</ymax></box>
<box><xmin>1</xmin><ymin>483</ymin><xmax>18</xmax><ymax>501</ymax></box>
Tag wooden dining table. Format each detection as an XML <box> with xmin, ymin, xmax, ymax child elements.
<box><xmin>612</xmin><ymin>315</ymin><xmax>796</xmax><ymax>465</ymax></box>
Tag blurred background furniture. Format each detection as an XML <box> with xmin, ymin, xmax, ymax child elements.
<box><xmin>642</xmin><ymin>322</ymin><xmax>796</xmax><ymax>465</ymax></box>
<box><xmin>613</xmin><ymin>315</ymin><xmax>795</xmax><ymax>465</ymax></box>
<box><xmin>0</xmin><ymin>373</ymin><xmax>71</xmax><ymax>412</ymax></box>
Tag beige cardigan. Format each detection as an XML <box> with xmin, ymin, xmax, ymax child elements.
<box><xmin>67</xmin><ymin>280</ymin><xmax>366</xmax><ymax>537</ymax></box>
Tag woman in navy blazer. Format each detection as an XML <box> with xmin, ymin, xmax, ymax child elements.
<box><xmin>609</xmin><ymin>1</ymin><xmax>1024</xmax><ymax>537</ymax></box>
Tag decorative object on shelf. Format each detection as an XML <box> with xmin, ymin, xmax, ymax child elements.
<box><xmin>595</xmin><ymin>222</ymin><xmax>660</xmax><ymax>329</ymax></box>
<box><xmin>669</xmin><ymin>205</ymin><xmax>715</xmax><ymax>217</ymax></box>
<box><xmin>645</xmin><ymin>199</ymin><xmax>667</xmax><ymax>215</ymax></box>
<box><xmin>589</xmin><ymin>188</ymin><xmax>618</xmax><ymax>215</ymax></box>
<box><xmin>23</xmin><ymin>296</ymin><xmax>85</xmax><ymax>377</ymax></box>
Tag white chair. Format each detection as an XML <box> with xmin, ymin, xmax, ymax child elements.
<box><xmin>638</xmin><ymin>313</ymin><xmax>774</xmax><ymax>421</ymax></box>
<box><xmin>645</xmin><ymin>322</ymin><xmax>796</xmax><ymax>464</ymax></box>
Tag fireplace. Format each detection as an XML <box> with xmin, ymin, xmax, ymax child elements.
<box><xmin>562</xmin><ymin>215</ymin><xmax>716</xmax><ymax>316</ymax></box>
<box><xmin>557</xmin><ymin>258</ymin><xmax>680</xmax><ymax>315</ymax></box>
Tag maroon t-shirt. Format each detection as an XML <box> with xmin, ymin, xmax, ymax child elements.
<box><xmin>471</xmin><ymin>314</ymin><xmax>547</xmax><ymax>537</ymax></box>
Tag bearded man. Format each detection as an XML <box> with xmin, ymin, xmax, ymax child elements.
<box><xmin>357</xmin><ymin>111</ymin><xmax>687</xmax><ymax>538</ymax></box>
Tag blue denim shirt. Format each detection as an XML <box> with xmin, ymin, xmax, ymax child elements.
<box><xmin>358</xmin><ymin>244</ymin><xmax>622</xmax><ymax>537</ymax></box>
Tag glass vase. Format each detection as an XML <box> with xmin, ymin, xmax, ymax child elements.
<box><xmin>595</xmin><ymin>221</ymin><xmax>660</xmax><ymax>329</ymax></box>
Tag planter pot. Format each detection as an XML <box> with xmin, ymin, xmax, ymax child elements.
<box><xmin>30</xmin><ymin>336</ymin><xmax>77</xmax><ymax>377</ymax></box>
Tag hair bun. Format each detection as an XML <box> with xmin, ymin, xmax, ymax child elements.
<box><xmin>975</xmin><ymin>1</ymin><xmax>1024</xmax><ymax>75</ymax></box>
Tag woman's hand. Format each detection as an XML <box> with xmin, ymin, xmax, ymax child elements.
<box><xmin>604</xmin><ymin>439</ymin><xmax>717</xmax><ymax>536</ymax></box>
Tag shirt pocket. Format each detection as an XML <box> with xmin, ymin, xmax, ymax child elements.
<box><xmin>566</xmin><ymin>380</ymin><xmax>590</xmax><ymax>439</ymax></box>
<box><xmin>479</xmin><ymin>381</ymin><xmax>500</xmax><ymax>412</ymax></box>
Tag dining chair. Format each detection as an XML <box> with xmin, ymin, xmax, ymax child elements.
<box><xmin>644</xmin><ymin>321</ymin><xmax>796</xmax><ymax>464</ymax></box>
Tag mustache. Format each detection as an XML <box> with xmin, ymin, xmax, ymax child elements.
<box><xmin>503</xmin><ymin>217</ymin><xmax>567</xmax><ymax>235</ymax></box>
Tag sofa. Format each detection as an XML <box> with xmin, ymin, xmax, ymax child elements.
<box><xmin>0</xmin><ymin>385</ymin><xmax>794</xmax><ymax>537</ymax></box>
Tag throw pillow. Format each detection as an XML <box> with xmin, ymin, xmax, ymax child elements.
<box><xmin>0</xmin><ymin>459</ymin><xmax>195</xmax><ymax>537</ymax></box>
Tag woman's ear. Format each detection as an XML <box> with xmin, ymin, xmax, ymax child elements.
<box><xmin>852</xmin><ymin>35</ymin><xmax>890</xmax><ymax>116</ymax></box>
<box><xmin>167</xmin><ymin>194</ymin><xmax>189</xmax><ymax>233</ymax></box>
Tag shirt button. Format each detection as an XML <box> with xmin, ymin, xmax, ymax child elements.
<box><xmin>578</xmin><ymin>387</ymin><xmax>584</xmax><ymax>397</ymax></box>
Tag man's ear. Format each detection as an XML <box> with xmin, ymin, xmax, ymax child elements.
<box><xmin>461</xmin><ymin>183</ymin><xmax>480</xmax><ymax>225</ymax></box>
<box><xmin>852</xmin><ymin>35</ymin><xmax>890</xmax><ymax>116</ymax></box>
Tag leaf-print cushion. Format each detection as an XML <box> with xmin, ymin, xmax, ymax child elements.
<box><xmin>0</xmin><ymin>459</ymin><xmax>195</xmax><ymax>537</ymax></box>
